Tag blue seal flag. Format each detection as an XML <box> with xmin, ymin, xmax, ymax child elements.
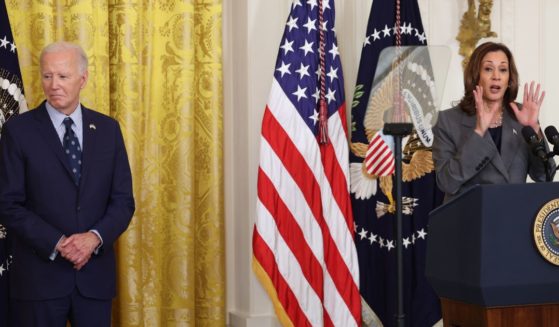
<box><xmin>0</xmin><ymin>0</ymin><xmax>26</xmax><ymax>324</ymax></box>
<box><xmin>349</xmin><ymin>1</ymin><xmax>443</xmax><ymax>326</ymax></box>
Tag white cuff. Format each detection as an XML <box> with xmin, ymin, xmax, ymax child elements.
<box><xmin>89</xmin><ymin>229</ymin><xmax>103</xmax><ymax>255</ymax></box>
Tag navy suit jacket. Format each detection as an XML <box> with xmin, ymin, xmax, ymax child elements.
<box><xmin>0</xmin><ymin>101</ymin><xmax>135</xmax><ymax>301</ymax></box>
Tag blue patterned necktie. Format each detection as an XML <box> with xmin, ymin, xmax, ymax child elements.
<box><xmin>63</xmin><ymin>117</ymin><xmax>82</xmax><ymax>185</ymax></box>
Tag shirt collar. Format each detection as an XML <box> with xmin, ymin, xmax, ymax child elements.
<box><xmin>45</xmin><ymin>102</ymin><xmax>83</xmax><ymax>130</ymax></box>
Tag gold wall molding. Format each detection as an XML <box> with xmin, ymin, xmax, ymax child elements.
<box><xmin>456</xmin><ymin>0</ymin><xmax>497</xmax><ymax>69</ymax></box>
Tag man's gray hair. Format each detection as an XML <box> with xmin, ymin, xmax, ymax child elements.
<box><xmin>40</xmin><ymin>41</ymin><xmax>88</xmax><ymax>74</ymax></box>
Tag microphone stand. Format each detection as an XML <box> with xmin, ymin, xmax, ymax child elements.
<box><xmin>383</xmin><ymin>122</ymin><xmax>413</xmax><ymax>327</ymax></box>
<box><xmin>546</xmin><ymin>151</ymin><xmax>557</xmax><ymax>182</ymax></box>
<box><xmin>545</xmin><ymin>160</ymin><xmax>552</xmax><ymax>182</ymax></box>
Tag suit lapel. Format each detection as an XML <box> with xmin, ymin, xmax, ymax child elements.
<box><xmin>80</xmin><ymin>107</ymin><xmax>97</xmax><ymax>191</ymax></box>
<box><xmin>33</xmin><ymin>102</ymin><xmax>76</xmax><ymax>181</ymax></box>
<box><xmin>499</xmin><ymin>109</ymin><xmax>523</xmax><ymax>175</ymax></box>
<box><xmin>461</xmin><ymin>112</ymin><xmax>509</xmax><ymax>180</ymax></box>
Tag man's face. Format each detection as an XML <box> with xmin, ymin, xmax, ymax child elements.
<box><xmin>40</xmin><ymin>49</ymin><xmax>88</xmax><ymax>115</ymax></box>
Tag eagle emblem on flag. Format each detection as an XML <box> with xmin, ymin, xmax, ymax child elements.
<box><xmin>351</xmin><ymin>48</ymin><xmax>437</xmax><ymax>201</ymax></box>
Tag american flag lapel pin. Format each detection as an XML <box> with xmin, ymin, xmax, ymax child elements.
<box><xmin>89</xmin><ymin>123</ymin><xmax>96</xmax><ymax>130</ymax></box>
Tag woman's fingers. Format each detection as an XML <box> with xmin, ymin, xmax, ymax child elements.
<box><xmin>538</xmin><ymin>90</ymin><xmax>546</xmax><ymax>105</ymax></box>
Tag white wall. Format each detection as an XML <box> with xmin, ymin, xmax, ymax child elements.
<box><xmin>224</xmin><ymin>1</ymin><xmax>559</xmax><ymax>326</ymax></box>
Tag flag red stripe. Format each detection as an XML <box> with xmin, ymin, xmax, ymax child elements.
<box><xmin>261</xmin><ymin>108</ymin><xmax>324</xmax><ymax>244</ymax></box>
<box><xmin>322</xmin><ymin>105</ymin><xmax>354</xmax><ymax>231</ymax></box>
<box><xmin>365</xmin><ymin>131</ymin><xmax>396</xmax><ymax>177</ymax></box>
<box><xmin>255</xmin><ymin>194</ymin><xmax>326</xmax><ymax>325</ymax></box>
<box><xmin>366</xmin><ymin>146</ymin><xmax>390</xmax><ymax>170</ymax></box>
<box><xmin>372</xmin><ymin>151</ymin><xmax>392</xmax><ymax>172</ymax></box>
<box><xmin>365</xmin><ymin>133</ymin><xmax>395</xmax><ymax>176</ymax></box>
<box><xmin>319</xmin><ymin>109</ymin><xmax>361</xmax><ymax>321</ymax></box>
<box><xmin>367</xmin><ymin>135</ymin><xmax>384</xmax><ymax>155</ymax></box>
<box><xmin>377</xmin><ymin>159</ymin><xmax>395</xmax><ymax>176</ymax></box>
<box><xmin>366</xmin><ymin>148</ymin><xmax>387</xmax><ymax>168</ymax></box>
<box><xmin>257</xmin><ymin>168</ymin><xmax>324</xmax><ymax>298</ymax></box>
<box><xmin>367</xmin><ymin>150</ymin><xmax>391</xmax><ymax>174</ymax></box>
<box><xmin>262</xmin><ymin>107</ymin><xmax>360</xmax><ymax>324</ymax></box>
<box><xmin>368</xmin><ymin>139</ymin><xmax>387</xmax><ymax>160</ymax></box>
<box><xmin>253</xmin><ymin>229</ymin><xmax>312</xmax><ymax>327</ymax></box>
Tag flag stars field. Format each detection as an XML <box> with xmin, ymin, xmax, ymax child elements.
<box><xmin>0</xmin><ymin>36</ymin><xmax>15</xmax><ymax>53</ymax></box>
<box><xmin>320</xmin><ymin>0</ymin><xmax>331</xmax><ymax>12</ymax></box>
<box><xmin>299</xmin><ymin>40</ymin><xmax>314</xmax><ymax>56</ymax></box>
<box><xmin>403</xmin><ymin>238</ymin><xmax>412</xmax><ymax>249</ymax></box>
<box><xmin>386</xmin><ymin>240</ymin><xmax>395</xmax><ymax>251</ymax></box>
<box><xmin>271</xmin><ymin>2</ymin><xmax>344</xmax><ymax>131</ymax></box>
<box><xmin>286</xmin><ymin>16</ymin><xmax>298</xmax><ymax>31</ymax></box>
<box><xmin>307</xmin><ymin>0</ymin><xmax>318</xmax><ymax>10</ymax></box>
<box><xmin>329</xmin><ymin>43</ymin><xmax>339</xmax><ymax>59</ymax></box>
<box><xmin>368</xmin><ymin>233</ymin><xmax>377</xmax><ymax>245</ymax></box>
<box><xmin>382</xmin><ymin>24</ymin><xmax>391</xmax><ymax>37</ymax></box>
<box><xmin>325</xmin><ymin>88</ymin><xmax>336</xmax><ymax>104</ymax></box>
<box><xmin>303</xmin><ymin>17</ymin><xmax>316</xmax><ymax>33</ymax></box>
<box><xmin>280</xmin><ymin>39</ymin><xmax>293</xmax><ymax>55</ymax></box>
<box><xmin>359</xmin><ymin>228</ymin><xmax>368</xmax><ymax>240</ymax></box>
<box><xmin>355</xmin><ymin>223</ymin><xmax>430</xmax><ymax>252</ymax></box>
<box><xmin>311</xmin><ymin>88</ymin><xmax>320</xmax><ymax>103</ymax></box>
<box><xmin>372</xmin><ymin>28</ymin><xmax>381</xmax><ymax>41</ymax></box>
<box><xmin>356</xmin><ymin>227</ymin><xmax>428</xmax><ymax>250</ymax></box>
<box><xmin>309</xmin><ymin>110</ymin><xmax>319</xmax><ymax>125</ymax></box>
<box><xmin>363</xmin><ymin>22</ymin><xmax>426</xmax><ymax>48</ymax></box>
<box><xmin>0</xmin><ymin>35</ymin><xmax>9</xmax><ymax>48</ymax></box>
<box><xmin>276</xmin><ymin>61</ymin><xmax>291</xmax><ymax>77</ymax></box>
<box><xmin>292</xmin><ymin>85</ymin><xmax>307</xmax><ymax>101</ymax></box>
<box><xmin>296</xmin><ymin>63</ymin><xmax>310</xmax><ymax>79</ymax></box>
<box><xmin>327</xmin><ymin>66</ymin><xmax>338</xmax><ymax>82</ymax></box>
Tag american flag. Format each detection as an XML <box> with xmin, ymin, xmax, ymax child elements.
<box><xmin>0</xmin><ymin>0</ymin><xmax>26</xmax><ymax>324</ymax></box>
<box><xmin>252</xmin><ymin>0</ymin><xmax>361</xmax><ymax>326</ymax></box>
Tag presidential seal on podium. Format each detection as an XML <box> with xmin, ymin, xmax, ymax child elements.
<box><xmin>534</xmin><ymin>199</ymin><xmax>559</xmax><ymax>266</ymax></box>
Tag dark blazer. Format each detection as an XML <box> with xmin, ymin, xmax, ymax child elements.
<box><xmin>433</xmin><ymin>106</ymin><xmax>554</xmax><ymax>201</ymax></box>
<box><xmin>0</xmin><ymin>101</ymin><xmax>135</xmax><ymax>301</ymax></box>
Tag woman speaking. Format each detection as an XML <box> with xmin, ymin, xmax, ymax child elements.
<box><xmin>433</xmin><ymin>42</ymin><xmax>555</xmax><ymax>201</ymax></box>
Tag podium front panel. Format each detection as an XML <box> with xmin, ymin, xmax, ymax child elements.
<box><xmin>426</xmin><ymin>183</ymin><xmax>559</xmax><ymax>307</ymax></box>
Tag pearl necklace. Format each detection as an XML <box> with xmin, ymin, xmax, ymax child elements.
<box><xmin>489</xmin><ymin>110</ymin><xmax>503</xmax><ymax>128</ymax></box>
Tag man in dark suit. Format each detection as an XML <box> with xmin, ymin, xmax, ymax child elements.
<box><xmin>0</xmin><ymin>41</ymin><xmax>135</xmax><ymax>326</ymax></box>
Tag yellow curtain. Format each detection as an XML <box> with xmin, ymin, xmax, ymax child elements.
<box><xmin>6</xmin><ymin>0</ymin><xmax>225</xmax><ymax>326</ymax></box>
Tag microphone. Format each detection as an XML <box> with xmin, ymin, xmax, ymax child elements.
<box><xmin>545</xmin><ymin>126</ymin><xmax>559</xmax><ymax>155</ymax></box>
<box><xmin>522</xmin><ymin>126</ymin><xmax>548</xmax><ymax>162</ymax></box>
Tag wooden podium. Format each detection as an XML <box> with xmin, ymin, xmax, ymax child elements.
<box><xmin>426</xmin><ymin>183</ymin><xmax>559</xmax><ymax>327</ymax></box>
<box><xmin>439</xmin><ymin>298</ymin><xmax>559</xmax><ymax>326</ymax></box>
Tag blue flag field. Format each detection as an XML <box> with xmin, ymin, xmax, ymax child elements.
<box><xmin>348</xmin><ymin>1</ymin><xmax>443</xmax><ymax>326</ymax></box>
<box><xmin>0</xmin><ymin>0</ymin><xmax>25</xmax><ymax>324</ymax></box>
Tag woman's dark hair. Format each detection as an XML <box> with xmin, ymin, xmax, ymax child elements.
<box><xmin>458</xmin><ymin>42</ymin><xmax>519</xmax><ymax>115</ymax></box>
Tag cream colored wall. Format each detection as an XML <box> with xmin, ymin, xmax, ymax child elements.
<box><xmin>224</xmin><ymin>1</ymin><xmax>559</xmax><ymax>326</ymax></box>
